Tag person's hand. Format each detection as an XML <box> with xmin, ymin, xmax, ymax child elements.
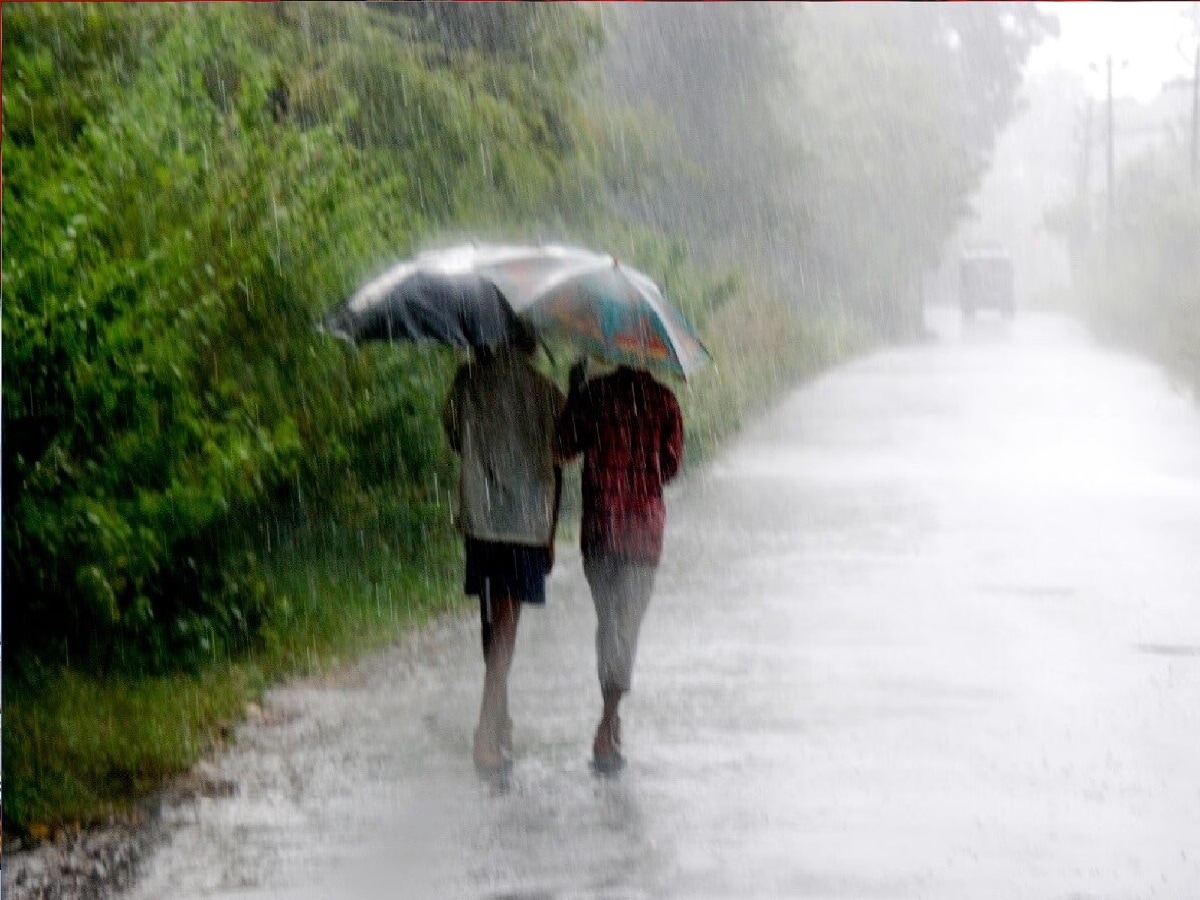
<box><xmin>568</xmin><ymin>358</ymin><xmax>586</xmax><ymax>395</ymax></box>
<box><xmin>547</xmin><ymin>467</ymin><xmax>562</xmax><ymax>573</ymax></box>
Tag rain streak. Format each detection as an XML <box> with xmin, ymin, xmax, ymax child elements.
<box><xmin>3</xmin><ymin>3</ymin><xmax>1200</xmax><ymax>898</ymax></box>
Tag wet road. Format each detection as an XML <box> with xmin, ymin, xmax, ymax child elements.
<box><xmin>125</xmin><ymin>310</ymin><xmax>1200</xmax><ymax>899</ymax></box>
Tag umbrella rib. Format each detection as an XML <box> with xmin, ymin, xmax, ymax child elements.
<box><xmin>347</xmin><ymin>262</ymin><xmax>419</xmax><ymax>313</ymax></box>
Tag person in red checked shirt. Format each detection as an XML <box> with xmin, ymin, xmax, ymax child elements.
<box><xmin>555</xmin><ymin>360</ymin><xmax>684</xmax><ymax>773</ymax></box>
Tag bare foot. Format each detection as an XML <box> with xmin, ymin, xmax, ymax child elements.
<box><xmin>500</xmin><ymin>716</ymin><xmax>513</xmax><ymax>754</ymax></box>
<box><xmin>592</xmin><ymin>715</ymin><xmax>621</xmax><ymax>758</ymax></box>
<box><xmin>591</xmin><ymin>716</ymin><xmax>625</xmax><ymax>776</ymax></box>
<box><xmin>474</xmin><ymin>724</ymin><xmax>508</xmax><ymax>773</ymax></box>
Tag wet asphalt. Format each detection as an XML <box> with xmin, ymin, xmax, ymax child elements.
<box><xmin>121</xmin><ymin>309</ymin><xmax>1200</xmax><ymax>899</ymax></box>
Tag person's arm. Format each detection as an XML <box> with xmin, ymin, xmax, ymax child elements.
<box><xmin>548</xmin><ymin>381</ymin><xmax>568</xmax><ymax>492</ymax></box>
<box><xmin>568</xmin><ymin>359</ymin><xmax>587</xmax><ymax>396</ymax></box>
<box><xmin>547</xmin><ymin>462</ymin><xmax>563</xmax><ymax>571</ymax></box>
<box><xmin>660</xmin><ymin>389</ymin><xmax>684</xmax><ymax>484</ymax></box>
<box><xmin>545</xmin><ymin>379</ymin><xmax>568</xmax><ymax>566</ymax></box>
<box><xmin>553</xmin><ymin>383</ymin><xmax>589</xmax><ymax>465</ymax></box>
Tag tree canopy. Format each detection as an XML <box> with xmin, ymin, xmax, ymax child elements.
<box><xmin>598</xmin><ymin>2</ymin><xmax>1056</xmax><ymax>334</ymax></box>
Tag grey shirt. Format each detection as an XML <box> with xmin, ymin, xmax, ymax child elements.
<box><xmin>442</xmin><ymin>348</ymin><xmax>565</xmax><ymax>545</ymax></box>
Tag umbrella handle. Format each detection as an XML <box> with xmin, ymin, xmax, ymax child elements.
<box><xmin>568</xmin><ymin>359</ymin><xmax>587</xmax><ymax>394</ymax></box>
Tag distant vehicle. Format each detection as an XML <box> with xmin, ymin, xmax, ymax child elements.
<box><xmin>959</xmin><ymin>248</ymin><xmax>1014</xmax><ymax>319</ymax></box>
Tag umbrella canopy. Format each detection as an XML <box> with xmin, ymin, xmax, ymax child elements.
<box><xmin>321</xmin><ymin>262</ymin><xmax>524</xmax><ymax>348</ymax></box>
<box><xmin>322</xmin><ymin>243</ymin><xmax>711</xmax><ymax>377</ymax></box>
<box><xmin>428</xmin><ymin>243</ymin><xmax>712</xmax><ymax>379</ymax></box>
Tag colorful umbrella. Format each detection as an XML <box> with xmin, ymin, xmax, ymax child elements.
<box><xmin>428</xmin><ymin>243</ymin><xmax>712</xmax><ymax>379</ymax></box>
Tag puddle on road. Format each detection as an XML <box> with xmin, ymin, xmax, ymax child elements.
<box><xmin>978</xmin><ymin>584</ymin><xmax>1077</xmax><ymax>600</ymax></box>
<box><xmin>1134</xmin><ymin>643</ymin><xmax>1200</xmax><ymax>658</ymax></box>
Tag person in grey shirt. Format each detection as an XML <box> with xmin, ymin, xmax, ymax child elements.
<box><xmin>443</xmin><ymin>327</ymin><xmax>565</xmax><ymax>774</ymax></box>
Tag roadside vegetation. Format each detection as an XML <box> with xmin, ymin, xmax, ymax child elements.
<box><xmin>1050</xmin><ymin>144</ymin><xmax>1200</xmax><ymax>394</ymax></box>
<box><xmin>2</xmin><ymin>2</ymin><xmax>1049</xmax><ymax>837</ymax></box>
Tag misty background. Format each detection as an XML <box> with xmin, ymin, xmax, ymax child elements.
<box><xmin>3</xmin><ymin>0</ymin><xmax>1199</xmax><ymax>853</ymax></box>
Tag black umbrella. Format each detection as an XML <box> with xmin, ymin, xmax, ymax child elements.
<box><xmin>321</xmin><ymin>263</ymin><xmax>525</xmax><ymax>349</ymax></box>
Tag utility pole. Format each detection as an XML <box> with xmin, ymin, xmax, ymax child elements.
<box><xmin>1191</xmin><ymin>1</ymin><xmax>1200</xmax><ymax>185</ymax></box>
<box><xmin>1062</xmin><ymin>100</ymin><xmax>1095</xmax><ymax>285</ymax></box>
<box><xmin>1079</xmin><ymin>100</ymin><xmax>1094</xmax><ymax>214</ymax></box>
<box><xmin>1191</xmin><ymin>42</ymin><xmax>1198</xmax><ymax>184</ymax></box>
<box><xmin>1106</xmin><ymin>54</ymin><xmax>1115</xmax><ymax>219</ymax></box>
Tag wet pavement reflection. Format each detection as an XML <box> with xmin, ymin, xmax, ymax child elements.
<box><xmin>124</xmin><ymin>310</ymin><xmax>1200</xmax><ymax>898</ymax></box>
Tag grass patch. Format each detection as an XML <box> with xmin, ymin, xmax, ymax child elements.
<box><xmin>3</xmin><ymin>499</ymin><xmax>463</xmax><ymax>838</ymax></box>
<box><xmin>5</xmin><ymin>666</ymin><xmax>262</xmax><ymax>838</ymax></box>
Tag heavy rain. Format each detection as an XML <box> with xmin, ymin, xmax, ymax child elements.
<box><xmin>2</xmin><ymin>2</ymin><xmax>1199</xmax><ymax>898</ymax></box>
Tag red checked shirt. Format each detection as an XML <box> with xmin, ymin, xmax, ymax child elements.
<box><xmin>555</xmin><ymin>367</ymin><xmax>684</xmax><ymax>564</ymax></box>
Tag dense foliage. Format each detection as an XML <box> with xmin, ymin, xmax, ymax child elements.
<box><xmin>599</xmin><ymin>3</ymin><xmax>1056</xmax><ymax>336</ymax></box>
<box><xmin>2</xmin><ymin>2</ymin><xmax>606</xmax><ymax>673</ymax></box>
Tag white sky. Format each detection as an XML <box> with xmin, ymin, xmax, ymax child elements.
<box><xmin>1028</xmin><ymin>2</ymin><xmax>1198</xmax><ymax>100</ymax></box>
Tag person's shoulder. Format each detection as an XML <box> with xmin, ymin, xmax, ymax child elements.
<box><xmin>536</xmin><ymin>369</ymin><xmax>565</xmax><ymax>402</ymax></box>
<box><xmin>642</xmin><ymin>370</ymin><xmax>671</xmax><ymax>389</ymax></box>
<box><xmin>636</xmin><ymin>369</ymin><xmax>675</xmax><ymax>397</ymax></box>
<box><xmin>516</xmin><ymin>357</ymin><xmax>563</xmax><ymax>399</ymax></box>
<box><xmin>593</xmin><ymin>368</ymin><xmax>628</xmax><ymax>389</ymax></box>
<box><xmin>646</xmin><ymin>374</ymin><xmax>680</xmax><ymax>410</ymax></box>
<box><xmin>584</xmin><ymin>371</ymin><xmax>623</xmax><ymax>402</ymax></box>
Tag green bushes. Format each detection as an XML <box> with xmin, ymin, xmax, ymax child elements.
<box><xmin>1065</xmin><ymin>147</ymin><xmax>1200</xmax><ymax>393</ymax></box>
<box><xmin>7</xmin><ymin>8</ymin><xmax>342</xmax><ymax>670</ymax></box>
<box><xmin>1</xmin><ymin>3</ymin><xmax>603</xmax><ymax>675</ymax></box>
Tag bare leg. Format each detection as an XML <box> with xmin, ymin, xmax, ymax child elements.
<box><xmin>594</xmin><ymin>686</ymin><xmax>624</xmax><ymax>758</ymax></box>
<box><xmin>474</xmin><ymin>593</ymin><xmax>521</xmax><ymax>769</ymax></box>
<box><xmin>585</xmin><ymin>557</ymin><xmax>654</xmax><ymax>767</ymax></box>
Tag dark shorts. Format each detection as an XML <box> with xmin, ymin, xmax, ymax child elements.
<box><xmin>466</xmin><ymin>537</ymin><xmax>550</xmax><ymax>656</ymax></box>
<box><xmin>464</xmin><ymin>537</ymin><xmax>550</xmax><ymax>606</ymax></box>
